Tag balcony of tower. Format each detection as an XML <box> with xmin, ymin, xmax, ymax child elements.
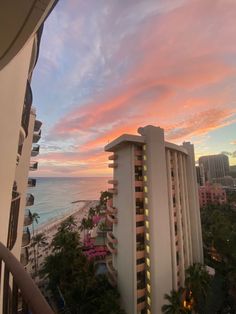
<box><xmin>24</xmin><ymin>209</ymin><xmax>33</xmax><ymax>226</ymax></box>
<box><xmin>26</xmin><ymin>193</ymin><xmax>34</xmax><ymax>206</ymax></box>
<box><xmin>137</xmin><ymin>300</ymin><xmax>146</xmax><ymax>311</ymax></box>
<box><xmin>29</xmin><ymin>161</ymin><xmax>38</xmax><ymax>171</ymax></box>
<box><xmin>136</xmin><ymin>243</ymin><xmax>145</xmax><ymax>259</ymax></box>
<box><xmin>7</xmin><ymin>190</ymin><xmax>21</xmax><ymax>250</ymax></box>
<box><xmin>107</xmin><ymin>213</ymin><xmax>118</xmax><ymax>224</ymax></box>
<box><xmin>106</xmin><ymin>256</ymin><xmax>117</xmax><ymax>287</ymax></box>
<box><xmin>28</xmin><ymin>178</ymin><xmax>37</xmax><ymax>187</ymax></box>
<box><xmin>33</xmin><ymin>129</ymin><xmax>41</xmax><ymax>143</ymax></box>
<box><xmin>108</xmin><ymin>154</ymin><xmax>118</xmax><ymax>160</ymax></box>
<box><xmin>107</xmin><ymin>231</ymin><xmax>118</xmax><ymax>244</ymax></box>
<box><xmin>108</xmin><ymin>163</ymin><xmax>118</xmax><ymax>169</ymax></box>
<box><xmin>108</xmin><ymin>188</ymin><xmax>117</xmax><ymax>195</ymax></box>
<box><xmin>22</xmin><ymin>227</ymin><xmax>31</xmax><ymax>248</ymax></box>
<box><xmin>31</xmin><ymin>144</ymin><xmax>40</xmax><ymax>157</ymax></box>
<box><xmin>106</xmin><ymin>240</ymin><xmax>117</xmax><ymax>255</ymax></box>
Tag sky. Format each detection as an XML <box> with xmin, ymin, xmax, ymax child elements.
<box><xmin>32</xmin><ymin>0</ymin><xmax>236</xmax><ymax>177</ymax></box>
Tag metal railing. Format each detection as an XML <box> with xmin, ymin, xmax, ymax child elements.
<box><xmin>7</xmin><ymin>192</ymin><xmax>21</xmax><ymax>250</ymax></box>
<box><xmin>21</xmin><ymin>81</ymin><xmax>33</xmax><ymax>137</ymax></box>
<box><xmin>0</xmin><ymin>242</ymin><xmax>54</xmax><ymax>314</ymax></box>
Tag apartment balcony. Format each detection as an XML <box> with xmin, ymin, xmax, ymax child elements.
<box><xmin>33</xmin><ymin>129</ymin><xmax>41</xmax><ymax>143</ymax></box>
<box><xmin>108</xmin><ymin>163</ymin><xmax>118</xmax><ymax>168</ymax></box>
<box><xmin>136</xmin><ymin>244</ymin><xmax>145</xmax><ymax>259</ymax></box>
<box><xmin>22</xmin><ymin>228</ymin><xmax>31</xmax><ymax>248</ymax></box>
<box><xmin>0</xmin><ymin>242</ymin><xmax>53</xmax><ymax>314</ymax></box>
<box><xmin>136</xmin><ymin>226</ymin><xmax>145</xmax><ymax>234</ymax></box>
<box><xmin>108</xmin><ymin>179</ymin><xmax>118</xmax><ymax>185</ymax></box>
<box><xmin>24</xmin><ymin>210</ymin><xmax>33</xmax><ymax>226</ymax></box>
<box><xmin>135</xmin><ymin>191</ymin><xmax>144</xmax><ymax>199</ymax></box>
<box><xmin>135</xmin><ymin>180</ymin><xmax>143</xmax><ymax>187</ymax></box>
<box><xmin>135</xmin><ymin>148</ymin><xmax>143</xmax><ymax>156</ymax></box>
<box><xmin>7</xmin><ymin>191</ymin><xmax>21</xmax><ymax>250</ymax></box>
<box><xmin>137</xmin><ymin>300</ymin><xmax>146</xmax><ymax>311</ymax></box>
<box><xmin>26</xmin><ymin>193</ymin><xmax>34</xmax><ymax>206</ymax></box>
<box><xmin>19</xmin><ymin>126</ymin><xmax>26</xmax><ymax>146</ymax></box>
<box><xmin>137</xmin><ymin>286</ymin><xmax>146</xmax><ymax>298</ymax></box>
<box><xmin>107</xmin><ymin>231</ymin><xmax>118</xmax><ymax>244</ymax></box>
<box><xmin>31</xmin><ymin>144</ymin><xmax>40</xmax><ymax>157</ymax></box>
<box><xmin>107</xmin><ymin>205</ymin><xmax>118</xmax><ymax>215</ymax></box>
<box><xmin>135</xmin><ymin>160</ymin><xmax>143</xmax><ymax>166</ymax></box>
<box><xmin>21</xmin><ymin>81</ymin><xmax>33</xmax><ymax>137</ymax></box>
<box><xmin>108</xmin><ymin>188</ymin><xmax>117</xmax><ymax>195</ymax></box>
<box><xmin>107</xmin><ymin>213</ymin><xmax>118</xmax><ymax>224</ymax></box>
<box><xmin>136</xmin><ymin>214</ymin><xmax>145</xmax><ymax>223</ymax></box>
<box><xmin>108</xmin><ymin>154</ymin><xmax>118</xmax><ymax>160</ymax></box>
<box><xmin>107</xmin><ymin>241</ymin><xmax>117</xmax><ymax>254</ymax></box>
<box><xmin>20</xmin><ymin>247</ymin><xmax>29</xmax><ymax>267</ymax></box>
<box><xmin>30</xmin><ymin>161</ymin><xmax>38</xmax><ymax>171</ymax></box>
<box><xmin>106</xmin><ymin>256</ymin><xmax>117</xmax><ymax>287</ymax></box>
<box><xmin>28</xmin><ymin>178</ymin><xmax>37</xmax><ymax>187</ymax></box>
<box><xmin>137</xmin><ymin>262</ymin><xmax>145</xmax><ymax>272</ymax></box>
<box><xmin>34</xmin><ymin>119</ymin><xmax>42</xmax><ymax>132</ymax></box>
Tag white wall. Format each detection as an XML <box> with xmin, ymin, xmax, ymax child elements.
<box><xmin>0</xmin><ymin>37</ymin><xmax>34</xmax><ymax>247</ymax></box>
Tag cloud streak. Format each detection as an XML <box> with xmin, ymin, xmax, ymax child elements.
<box><xmin>33</xmin><ymin>0</ymin><xmax>236</xmax><ymax>176</ymax></box>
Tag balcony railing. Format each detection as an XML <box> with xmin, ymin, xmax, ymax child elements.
<box><xmin>34</xmin><ymin>119</ymin><xmax>42</xmax><ymax>132</ymax></box>
<box><xmin>28</xmin><ymin>178</ymin><xmax>36</xmax><ymax>187</ymax></box>
<box><xmin>21</xmin><ymin>81</ymin><xmax>33</xmax><ymax>137</ymax></box>
<box><xmin>107</xmin><ymin>232</ymin><xmax>118</xmax><ymax>244</ymax></box>
<box><xmin>31</xmin><ymin>144</ymin><xmax>40</xmax><ymax>157</ymax></box>
<box><xmin>22</xmin><ymin>228</ymin><xmax>31</xmax><ymax>248</ymax></box>
<box><xmin>108</xmin><ymin>154</ymin><xmax>118</xmax><ymax>160</ymax></box>
<box><xmin>106</xmin><ymin>256</ymin><xmax>117</xmax><ymax>287</ymax></box>
<box><xmin>7</xmin><ymin>191</ymin><xmax>21</xmax><ymax>250</ymax></box>
<box><xmin>108</xmin><ymin>188</ymin><xmax>117</xmax><ymax>195</ymax></box>
<box><xmin>29</xmin><ymin>162</ymin><xmax>38</xmax><ymax>171</ymax></box>
<box><xmin>106</xmin><ymin>241</ymin><xmax>117</xmax><ymax>254</ymax></box>
<box><xmin>24</xmin><ymin>210</ymin><xmax>33</xmax><ymax>226</ymax></box>
<box><xmin>107</xmin><ymin>213</ymin><xmax>118</xmax><ymax>224</ymax></box>
<box><xmin>26</xmin><ymin>193</ymin><xmax>34</xmax><ymax>206</ymax></box>
<box><xmin>0</xmin><ymin>242</ymin><xmax>54</xmax><ymax>314</ymax></box>
<box><xmin>108</xmin><ymin>163</ymin><xmax>118</xmax><ymax>168</ymax></box>
<box><xmin>33</xmin><ymin>130</ymin><xmax>41</xmax><ymax>143</ymax></box>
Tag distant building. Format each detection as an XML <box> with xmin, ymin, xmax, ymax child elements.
<box><xmin>212</xmin><ymin>176</ymin><xmax>236</xmax><ymax>188</ymax></box>
<box><xmin>229</xmin><ymin>165</ymin><xmax>236</xmax><ymax>178</ymax></box>
<box><xmin>196</xmin><ymin>164</ymin><xmax>205</xmax><ymax>186</ymax></box>
<box><xmin>198</xmin><ymin>154</ymin><xmax>230</xmax><ymax>182</ymax></box>
<box><xmin>198</xmin><ymin>183</ymin><xmax>227</xmax><ymax>208</ymax></box>
<box><xmin>105</xmin><ymin>125</ymin><xmax>203</xmax><ymax>314</ymax></box>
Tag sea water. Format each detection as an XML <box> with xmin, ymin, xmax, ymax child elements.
<box><xmin>28</xmin><ymin>177</ymin><xmax>109</xmax><ymax>228</ymax></box>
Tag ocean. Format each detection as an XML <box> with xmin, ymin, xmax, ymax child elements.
<box><xmin>28</xmin><ymin>177</ymin><xmax>109</xmax><ymax>228</ymax></box>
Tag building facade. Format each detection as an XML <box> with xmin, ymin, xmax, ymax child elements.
<box><xmin>0</xmin><ymin>2</ymin><xmax>57</xmax><ymax>312</ymax></box>
<box><xmin>198</xmin><ymin>183</ymin><xmax>227</xmax><ymax>208</ymax></box>
<box><xmin>198</xmin><ymin>154</ymin><xmax>230</xmax><ymax>182</ymax></box>
<box><xmin>104</xmin><ymin>125</ymin><xmax>203</xmax><ymax>314</ymax></box>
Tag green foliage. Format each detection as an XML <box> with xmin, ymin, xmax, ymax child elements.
<box><xmin>41</xmin><ymin>215</ymin><xmax>124</xmax><ymax>314</ymax></box>
<box><xmin>162</xmin><ymin>288</ymin><xmax>190</xmax><ymax>314</ymax></box>
<box><xmin>201</xmin><ymin>203</ymin><xmax>236</xmax><ymax>311</ymax></box>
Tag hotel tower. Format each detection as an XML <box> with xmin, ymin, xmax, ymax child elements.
<box><xmin>105</xmin><ymin>125</ymin><xmax>203</xmax><ymax>314</ymax></box>
<box><xmin>0</xmin><ymin>2</ymin><xmax>57</xmax><ymax>313</ymax></box>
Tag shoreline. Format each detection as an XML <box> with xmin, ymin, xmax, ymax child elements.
<box><xmin>35</xmin><ymin>200</ymin><xmax>99</xmax><ymax>237</ymax></box>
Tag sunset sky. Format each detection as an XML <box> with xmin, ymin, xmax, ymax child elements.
<box><xmin>32</xmin><ymin>0</ymin><xmax>236</xmax><ymax>177</ymax></box>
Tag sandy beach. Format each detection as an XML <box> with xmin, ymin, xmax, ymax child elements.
<box><xmin>28</xmin><ymin>200</ymin><xmax>99</xmax><ymax>273</ymax></box>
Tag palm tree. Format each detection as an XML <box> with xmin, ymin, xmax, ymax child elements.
<box><xmin>185</xmin><ymin>263</ymin><xmax>211</xmax><ymax>312</ymax></box>
<box><xmin>31</xmin><ymin>212</ymin><xmax>40</xmax><ymax>276</ymax></box>
<box><xmin>162</xmin><ymin>288</ymin><xmax>189</xmax><ymax>314</ymax></box>
<box><xmin>32</xmin><ymin>232</ymin><xmax>48</xmax><ymax>271</ymax></box>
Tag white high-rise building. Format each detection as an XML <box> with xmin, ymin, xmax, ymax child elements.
<box><xmin>105</xmin><ymin>125</ymin><xmax>203</xmax><ymax>314</ymax></box>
